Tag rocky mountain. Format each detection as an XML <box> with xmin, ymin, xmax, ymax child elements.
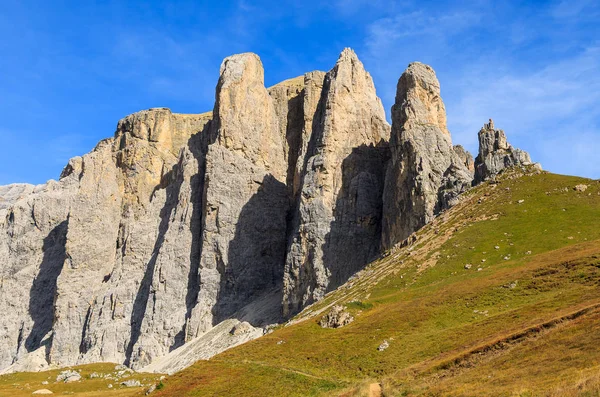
<box><xmin>0</xmin><ymin>48</ymin><xmax>536</xmax><ymax>374</ymax></box>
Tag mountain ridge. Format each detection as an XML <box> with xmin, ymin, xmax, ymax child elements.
<box><xmin>0</xmin><ymin>48</ymin><xmax>537</xmax><ymax>377</ymax></box>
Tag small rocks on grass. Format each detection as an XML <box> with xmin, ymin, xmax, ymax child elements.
<box><xmin>89</xmin><ymin>372</ymin><xmax>101</xmax><ymax>379</ymax></box>
<box><xmin>504</xmin><ymin>256</ymin><xmax>511</xmax><ymax>260</ymax></box>
<box><xmin>477</xmin><ymin>267</ymin><xmax>483</xmax><ymax>271</ymax></box>
<box><xmin>494</xmin><ymin>246</ymin><xmax>500</xmax><ymax>250</ymax></box>
<box><xmin>56</xmin><ymin>370</ymin><xmax>81</xmax><ymax>383</ymax></box>
<box><xmin>464</xmin><ymin>264</ymin><xmax>472</xmax><ymax>270</ymax></box>
<box><xmin>526</xmin><ymin>251</ymin><xmax>532</xmax><ymax>255</ymax></box>
<box><xmin>517</xmin><ymin>199</ymin><xmax>525</xmax><ymax>204</ymax></box>
<box><xmin>502</xmin><ymin>281</ymin><xmax>518</xmax><ymax>289</ymax></box>
<box><xmin>377</xmin><ymin>340</ymin><xmax>389</xmax><ymax>351</ymax></box>
<box><xmin>107</xmin><ymin>384</ymin><xmax>113</xmax><ymax>389</ymax></box>
<box><xmin>276</xmin><ymin>340</ymin><xmax>285</xmax><ymax>345</ymax></box>
<box><xmin>121</xmin><ymin>379</ymin><xmax>141</xmax><ymax>387</ymax></box>
<box><xmin>115</xmin><ymin>364</ymin><xmax>127</xmax><ymax>371</ymax></box>
<box><xmin>319</xmin><ymin>305</ymin><xmax>354</xmax><ymax>328</ymax></box>
<box><xmin>145</xmin><ymin>384</ymin><xmax>157</xmax><ymax>395</ymax></box>
<box><xmin>41</xmin><ymin>381</ymin><xmax>48</xmax><ymax>385</ymax></box>
<box><xmin>32</xmin><ymin>390</ymin><xmax>53</xmax><ymax>395</ymax></box>
<box><xmin>574</xmin><ymin>184</ymin><xmax>588</xmax><ymax>192</ymax></box>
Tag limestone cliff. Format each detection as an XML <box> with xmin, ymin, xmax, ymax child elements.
<box><xmin>282</xmin><ymin>48</ymin><xmax>390</xmax><ymax>316</ymax></box>
<box><xmin>381</xmin><ymin>62</ymin><xmax>472</xmax><ymax>250</ymax></box>
<box><xmin>0</xmin><ymin>50</ymin><xmax>537</xmax><ymax>374</ymax></box>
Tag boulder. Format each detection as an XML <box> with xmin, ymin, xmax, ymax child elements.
<box><xmin>56</xmin><ymin>370</ymin><xmax>81</xmax><ymax>383</ymax></box>
<box><xmin>230</xmin><ymin>321</ymin><xmax>254</xmax><ymax>336</ymax></box>
<box><xmin>319</xmin><ymin>305</ymin><xmax>354</xmax><ymax>328</ymax></box>
<box><xmin>121</xmin><ymin>379</ymin><xmax>141</xmax><ymax>387</ymax></box>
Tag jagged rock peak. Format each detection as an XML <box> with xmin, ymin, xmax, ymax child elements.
<box><xmin>474</xmin><ymin>118</ymin><xmax>539</xmax><ymax>184</ymax></box>
<box><xmin>381</xmin><ymin>62</ymin><xmax>472</xmax><ymax>250</ymax></box>
<box><xmin>218</xmin><ymin>53</ymin><xmax>264</xmax><ymax>89</ymax></box>
<box><xmin>212</xmin><ymin>52</ymin><xmax>285</xmax><ymax>179</ymax></box>
<box><xmin>282</xmin><ymin>48</ymin><xmax>390</xmax><ymax>316</ymax></box>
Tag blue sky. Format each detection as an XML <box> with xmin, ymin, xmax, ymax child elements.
<box><xmin>1</xmin><ymin>0</ymin><xmax>599</xmax><ymax>185</ymax></box>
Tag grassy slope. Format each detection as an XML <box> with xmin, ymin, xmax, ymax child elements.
<box><xmin>2</xmin><ymin>169</ymin><xmax>599</xmax><ymax>396</ymax></box>
<box><xmin>155</xmin><ymin>169</ymin><xmax>600</xmax><ymax>397</ymax></box>
<box><xmin>0</xmin><ymin>363</ymin><xmax>163</xmax><ymax>396</ymax></box>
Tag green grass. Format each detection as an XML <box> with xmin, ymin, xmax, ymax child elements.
<box><xmin>0</xmin><ymin>362</ymin><xmax>164</xmax><ymax>396</ymax></box>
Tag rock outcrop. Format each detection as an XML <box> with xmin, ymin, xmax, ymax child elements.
<box><xmin>319</xmin><ymin>305</ymin><xmax>354</xmax><ymax>328</ymax></box>
<box><xmin>282</xmin><ymin>48</ymin><xmax>390</xmax><ymax>316</ymax></box>
<box><xmin>474</xmin><ymin>119</ymin><xmax>537</xmax><ymax>184</ymax></box>
<box><xmin>0</xmin><ymin>50</ymin><xmax>538</xmax><ymax>375</ymax></box>
<box><xmin>381</xmin><ymin>62</ymin><xmax>472</xmax><ymax>250</ymax></box>
<box><xmin>0</xmin><ymin>184</ymin><xmax>36</xmax><ymax>210</ymax></box>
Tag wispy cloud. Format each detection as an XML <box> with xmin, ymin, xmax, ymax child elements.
<box><xmin>551</xmin><ymin>0</ymin><xmax>599</xmax><ymax>19</ymax></box>
<box><xmin>366</xmin><ymin>10</ymin><xmax>481</xmax><ymax>48</ymax></box>
<box><xmin>448</xmin><ymin>46</ymin><xmax>600</xmax><ymax>164</ymax></box>
<box><xmin>359</xmin><ymin>1</ymin><xmax>600</xmax><ymax>178</ymax></box>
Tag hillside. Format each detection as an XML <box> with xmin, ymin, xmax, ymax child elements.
<box><xmin>152</xmin><ymin>169</ymin><xmax>600</xmax><ymax>396</ymax></box>
<box><xmin>2</xmin><ymin>170</ymin><xmax>599</xmax><ymax>396</ymax></box>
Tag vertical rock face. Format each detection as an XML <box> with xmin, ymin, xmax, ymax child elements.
<box><xmin>0</xmin><ymin>108</ymin><xmax>212</xmax><ymax>371</ymax></box>
<box><xmin>282</xmin><ymin>48</ymin><xmax>390</xmax><ymax>316</ymax></box>
<box><xmin>381</xmin><ymin>62</ymin><xmax>472</xmax><ymax>250</ymax></box>
<box><xmin>192</xmin><ymin>53</ymin><xmax>289</xmax><ymax>336</ymax></box>
<box><xmin>453</xmin><ymin>145</ymin><xmax>475</xmax><ymax>172</ymax></box>
<box><xmin>0</xmin><ymin>179</ymin><xmax>75</xmax><ymax>372</ymax></box>
<box><xmin>474</xmin><ymin>119</ymin><xmax>536</xmax><ymax>184</ymax></box>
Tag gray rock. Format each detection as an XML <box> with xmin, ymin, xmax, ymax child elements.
<box><xmin>319</xmin><ymin>305</ymin><xmax>354</xmax><ymax>328</ymax></box>
<box><xmin>230</xmin><ymin>321</ymin><xmax>253</xmax><ymax>336</ymax></box>
<box><xmin>121</xmin><ymin>379</ymin><xmax>141</xmax><ymax>387</ymax></box>
<box><xmin>0</xmin><ymin>183</ymin><xmax>36</xmax><ymax>210</ymax></box>
<box><xmin>377</xmin><ymin>340</ymin><xmax>389</xmax><ymax>351</ymax></box>
<box><xmin>56</xmin><ymin>370</ymin><xmax>81</xmax><ymax>383</ymax></box>
<box><xmin>382</xmin><ymin>62</ymin><xmax>472</xmax><ymax>250</ymax></box>
<box><xmin>32</xmin><ymin>389</ymin><xmax>53</xmax><ymax>395</ymax></box>
<box><xmin>0</xmin><ymin>49</ymin><xmax>513</xmax><ymax>376</ymax></box>
<box><xmin>282</xmin><ymin>48</ymin><xmax>390</xmax><ymax>317</ymax></box>
<box><xmin>474</xmin><ymin>119</ymin><xmax>538</xmax><ymax>184</ymax></box>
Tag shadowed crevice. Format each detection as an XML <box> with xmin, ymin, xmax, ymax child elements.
<box><xmin>25</xmin><ymin>219</ymin><xmax>69</xmax><ymax>354</ymax></box>
<box><xmin>322</xmin><ymin>142</ymin><xmax>389</xmax><ymax>292</ymax></box>
<box><xmin>171</xmin><ymin>123</ymin><xmax>212</xmax><ymax>351</ymax></box>
<box><xmin>125</xmin><ymin>164</ymin><xmax>183</xmax><ymax>366</ymax></box>
<box><xmin>213</xmin><ymin>174</ymin><xmax>288</xmax><ymax>326</ymax></box>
